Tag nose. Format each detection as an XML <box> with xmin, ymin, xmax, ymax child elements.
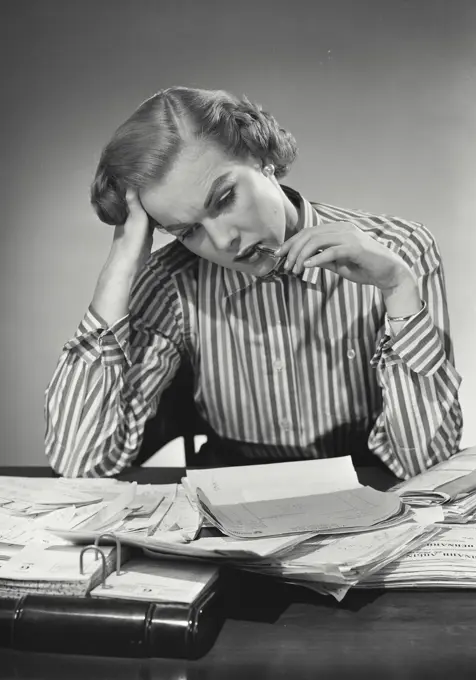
<box><xmin>202</xmin><ymin>217</ymin><xmax>240</xmax><ymax>253</ymax></box>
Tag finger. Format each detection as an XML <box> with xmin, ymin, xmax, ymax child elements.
<box><xmin>125</xmin><ymin>188</ymin><xmax>141</xmax><ymax>211</ymax></box>
<box><xmin>126</xmin><ymin>188</ymin><xmax>154</xmax><ymax>229</ymax></box>
<box><xmin>275</xmin><ymin>233</ymin><xmax>303</xmax><ymax>257</ymax></box>
<box><xmin>286</xmin><ymin>234</ymin><xmax>347</xmax><ymax>272</ymax></box>
<box><xmin>293</xmin><ymin>237</ymin><xmax>339</xmax><ymax>274</ymax></box>
<box><xmin>276</xmin><ymin>221</ymin><xmax>356</xmax><ymax>256</ymax></box>
<box><xmin>274</xmin><ymin>231</ymin><xmax>312</xmax><ymax>269</ymax></box>
<box><xmin>303</xmin><ymin>245</ymin><xmax>349</xmax><ymax>268</ymax></box>
<box><xmin>281</xmin><ymin>231</ymin><xmax>322</xmax><ymax>271</ymax></box>
<box><xmin>292</xmin><ymin>242</ymin><xmax>324</xmax><ymax>275</ymax></box>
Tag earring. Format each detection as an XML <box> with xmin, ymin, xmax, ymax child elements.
<box><xmin>262</xmin><ymin>163</ymin><xmax>275</xmax><ymax>178</ymax></box>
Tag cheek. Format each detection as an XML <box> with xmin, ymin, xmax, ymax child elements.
<box><xmin>246</xmin><ymin>183</ymin><xmax>284</xmax><ymax>230</ymax></box>
<box><xmin>182</xmin><ymin>235</ymin><xmax>219</xmax><ymax>263</ymax></box>
<box><xmin>261</xmin><ymin>180</ymin><xmax>285</xmax><ymax>219</ymax></box>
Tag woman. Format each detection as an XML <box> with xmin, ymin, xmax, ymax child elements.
<box><xmin>44</xmin><ymin>86</ymin><xmax>462</xmax><ymax>478</ymax></box>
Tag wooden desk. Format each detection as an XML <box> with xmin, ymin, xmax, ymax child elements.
<box><xmin>1</xmin><ymin>466</ymin><xmax>475</xmax><ymax>679</ymax></box>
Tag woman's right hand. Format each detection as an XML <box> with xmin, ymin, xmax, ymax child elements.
<box><xmin>109</xmin><ymin>189</ymin><xmax>155</xmax><ymax>273</ymax></box>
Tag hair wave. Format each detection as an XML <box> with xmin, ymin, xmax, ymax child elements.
<box><xmin>90</xmin><ymin>87</ymin><xmax>298</xmax><ymax>225</ymax></box>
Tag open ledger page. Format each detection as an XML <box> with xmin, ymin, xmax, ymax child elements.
<box><xmin>186</xmin><ymin>457</ymin><xmax>402</xmax><ymax>538</ymax></box>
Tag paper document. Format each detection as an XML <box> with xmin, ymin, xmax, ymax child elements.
<box><xmin>52</xmin><ymin>526</ymin><xmax>312</xmax><ymax>561</ymax></box>
<box><xmin>79</xmin><ymin>482</ymin><xmax>137</xmax><ymax>532</ymax></box>
<box><xmin>243</xmin><ymin>521</ymin><xmax>441</xmax><ymax>601</ymax></box>
<box><xmin>412</xmin><ymin>506</ymin><xmax>445</xmax><ymax>526</ymax></box>
<box><xmin>0</xmin><ymin>544</ymin><xmax>113</xmax><ymax>583</ymax></box>
<box><xmin>197</xmin><ymin>486</ymin><xmax>401</xmax><ymax>538</ymax></box>
<box><xmin>358</xmin><ymin>524</ymin><xmax>476</xmax><ymax>589</ymax></box>
<box><xmin>0</xmin><ymin>509</ymin><xmax>72</xmax><ymax>547</ymax></box>
<box><xmin>187</xmin><ymin>457</ymin><xmax>402</xmax><ymax>538</ymax></box>
<box><xmin>127</xmin><ymin>484</ymin><xmax>175</xmax><ymax>517</ymax></box>
<box><xmin>90</xmin><ymin>558</ymin><xmax>219</xmax><ymax>604</ymax></box>
<box><xmin>395</xmin><ymin>446</ymin><xmax>476</xmax><ymax>504</ymax></box>
<box><xmin>0</xmin><ymin>477</ymin><xmax>104</xmax><ymax>508</ymax></box>
<box><xmin>150</xmin><ymin>485</ymin><xmax>201</xmax><ymax>539</ymax></box>
<box><xmin>145</xmin><ymin>532</ymin><xmax>313</xmax><ymax>560</ymax></box>
<box><xmin>0</xmin><ymin>543</ymin><xmax>124</xmax><ymax>598</ymax></box>
<box><xmin>186</xmin><ymin>456</ymin><xmax>360</xmax><ymax>504</ymax></box>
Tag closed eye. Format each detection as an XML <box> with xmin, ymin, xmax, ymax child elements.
<box><xmin>177</xmin><ymin>222</ymin><xmax>202</xmax><ymax>242</ymax></box>
<box><xmin>161</xmin><ymin>186</ymin><xmax>237</xmax><ymax>242</ymax></box>
<box><xmin>215</xmin><ymin>186</ymin><xmax>236</xmax><ymax>211</ymax></box>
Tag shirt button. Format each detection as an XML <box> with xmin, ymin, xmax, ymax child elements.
<box><xmin>273</xmin><ymin>359</ymin><xmax>284</xmax><ymax>371</ymax></box>
<box><xmin>347</xmin><ymin>348</ymin><xmax>356</xmax><ymax>360</ymax></box>
<box><xmin>280</xmin><ymin>418</ymin><xmax>292</xmax><ymax>431</ymax></box>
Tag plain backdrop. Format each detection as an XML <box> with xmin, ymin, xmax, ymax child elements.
<box><xmin>1</xmin><ymin>0</ymin><xmax>474</xmax><ymax>466</ymax></box>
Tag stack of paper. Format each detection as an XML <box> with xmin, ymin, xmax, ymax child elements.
<box><xmin>50</xmin><ymin>457</ymin><xmax>443</xmax><ymax>600</ymax></box>
<box><xmin>0</xmin><ymin>536</ymin><xmax>222</xmax><ymax>603</ymax></box>
<box><xmin>240</xmin><ymin>521</ymin><xmax>442</xmax><ymax>601</ymax></box>
<box><xmin>177</xmin><ymin>457</ymin><xmax>440</xmax><ymax>600</ymax></box>
<box><xmin>54</xmin><ymin>524</ymin><xmax>313</xmax><ymax>562</ymax></box>
<box><xmin>0</xmin><ymin>473</ymin><xmax>310</xmax><ymax>564</ymax></box>
<box><xmin>0</xmin><ymin>477</ymin><xmax>313</xmax><ymax>599</ymax></box>
<box><xmin>0</xmin><ymin>456</ymin><xmax>445</xmax><ymax>602</ymax></box>
<box><xmin>90</xmin><ymin>558</ymin><xmax>219</xmax><ymax>605</ymax></box>
<box><xmin>185</xmin><ymin>457</ymin><xmax>405</xmax><ymax>538</ymax></box>
<box><xmin>0</xmin><ymin>478</ymin><xmax>198</xmax><ymax>547</ymax></box>
<box><xmin>47</xmin><ymin>486</ymin><xmax>309</xmax><ymax>563</ymax></box>
<box><xmin>394</xmin><ymin>447</ymin><xmax>476</xmax><ymax>523</ymax></box>
<box><xmin>441</xmin><ymin>492</ymin><xmax>476</xmax><ymax>523</ymax></box>
<box><xmin>357</xmin><ymin>525</ymin><xmax>476</xmax><ymax>590</ymax></box>
<box><xmin>75</xmin><ymin>484</ymin><xmax>201</xmax><ymax>541</ymax></box>
<box><xmin>0</xmin><ymin>543</ymin><xmax>121</xmax><ymax>598</ymax></box>
<box><xmin>0</xmin><ymin>477</ymin><xmax>110</xmax><ymax>516</ymax></box>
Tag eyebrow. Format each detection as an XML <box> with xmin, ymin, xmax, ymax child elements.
<box><xmin>158</xmin><ymin>172</ymin><xmax>233</xmax><ymax>233</ymax></box>
<box><xmin>203</xmin><ymin>172</ymin><xmax>232</xmax><ymax>210</ymax></box>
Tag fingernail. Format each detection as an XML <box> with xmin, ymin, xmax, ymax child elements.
<box><xmin>303</xmin><ymin>260</ymin><xmax>311</xmax><ymax>267</ymax></box>
<box><xmin>292</xmin><ymin>265</ymin><xmax>299</xmax><ymax>274</ymax></box>
<box><xmin>284</xmin><ymin>259</ymin><xmax>290</xmax><ymax>269</ymax></box>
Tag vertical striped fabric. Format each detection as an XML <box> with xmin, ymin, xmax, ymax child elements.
<box><xmin>44</xmin><ymin>189</ymin><xmax>463</xmax><ymax>478</ymax></box>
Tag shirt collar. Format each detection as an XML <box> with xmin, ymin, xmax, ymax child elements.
<box><xmin>222</xmin><ymin>186</ymin><xmax>322</xmax><ymax>298</ymax></box>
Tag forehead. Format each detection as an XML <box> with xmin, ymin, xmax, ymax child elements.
<box><xmin>140</xmin><ymin>139</ymin><xmax>241</xmax><ymax>226</ymax></box>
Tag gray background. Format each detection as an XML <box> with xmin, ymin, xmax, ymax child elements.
<box><xmin>1</xmin><ymin>0</ymin><xmax>474</xmax><ymax>465</ymax></box>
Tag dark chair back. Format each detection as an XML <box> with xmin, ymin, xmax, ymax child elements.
<box><xmin>134</xmin><ymin>362</ymin><xmax>212</xmax><ymax>467</ymax></box>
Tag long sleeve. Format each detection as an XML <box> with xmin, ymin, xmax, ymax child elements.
<box><xmin>368</xmin><ymin>225</ymin><xmax>463</xmax><ymax>479</ymax></box>
<box><xmin>44</xmin><ymin>255</ymin><xmax>185</xmax><ymax>478</ymax></box>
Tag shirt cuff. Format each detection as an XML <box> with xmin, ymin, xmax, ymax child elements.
<box><xmin>63</xmin><ymin>305</ymin><xmax>131</xmax><ymax>366</ymax></box>
<box><xmin>372</xmin><ymin>302</ymin><xmax>446</xmax><ymax>377</ymax></box>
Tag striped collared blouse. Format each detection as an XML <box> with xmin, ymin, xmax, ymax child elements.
<box><xmin>45</xmin><ymin>188</ymin><xmax>463</xmax><ymax>479</ymax></box>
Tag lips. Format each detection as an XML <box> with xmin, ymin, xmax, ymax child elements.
<box><xmin>233</xmin><ymin>242</ymin><xmax>261</xmax><ymax>262</ymax></box>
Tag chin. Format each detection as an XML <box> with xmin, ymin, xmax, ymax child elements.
<box><xmin>219</xmin><ymin>256</ymin><xmax>278</xmax><ymax>277</ymax></box>
<box><xmin>248</xmin><ymin>257</ymin><xmax>278</xmax><ymax>277</ymax></box>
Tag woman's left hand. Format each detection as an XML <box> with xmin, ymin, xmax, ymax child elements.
<box><xmin>276</xmin><ymin>221</ymin><xmax>415</xmax><ymax>292</ymax></box>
